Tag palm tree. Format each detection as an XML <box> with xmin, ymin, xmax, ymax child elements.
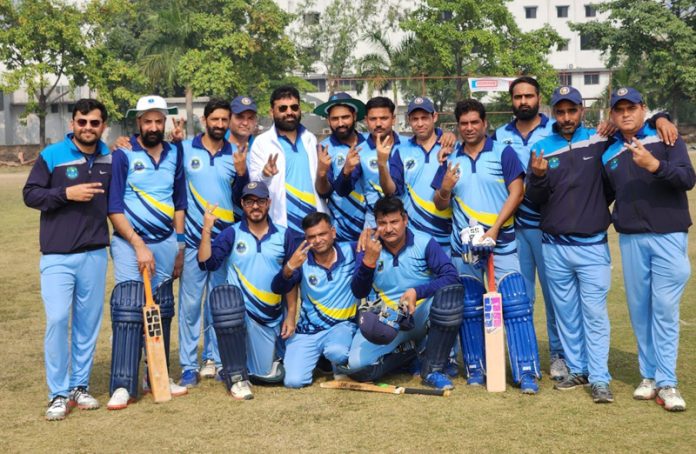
<box><xmin>355</xmin><ymin>30</ymin><xmax>413</xmax><ymax>106</ymax></box>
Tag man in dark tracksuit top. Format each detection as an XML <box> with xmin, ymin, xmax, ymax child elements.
<box><xmin>603</xmin><ymin>87</ymin><xmax>695</xmax><ymax>412</ymax></box>
<box><xmin>23</xmin><ymin>99</ymin><xmax>111</xmax><ymax>420</ymax></box>
<box><xmin>526</xmin><ymin>86</ymin><xmax>615</xmax><ymax>404</ymax></box>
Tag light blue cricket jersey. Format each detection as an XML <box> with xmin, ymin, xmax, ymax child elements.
<box><xmin>279</xmin><ymin>126</ymin><xmax>318</xmax><ymax>234</ymax></box>
<box><xmin>432</xmin><ymin>137</ymin><xmax>525</xmax><ymax>256</ymax></box>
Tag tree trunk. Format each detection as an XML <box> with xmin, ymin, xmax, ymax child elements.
<box><xmin>185</xmin><ymin>85</ymin><xmax>194</xmax><ymax>137</ymax></box>
<box><xmin>38</xmin><ymin>92</ymin><xmax>47</xmax><ymax>150</ymax></box>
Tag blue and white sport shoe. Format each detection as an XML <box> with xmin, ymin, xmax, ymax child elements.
<box><xmin>423</xmin><ymin>371</ymin><xmax>454</xmax><ymax>390</ymax></box>
<box><xmin>445</xmin><ymin>358</ymin><xmax>459</xmax><ymax>378</ymax></box>
<box><xmin>466</xmin><ymin>370</ymin><xmax>485</xmax><ymax>386</ymax></box>
<box><xmin>179</xmin><ymin>369</ymin><xmax>200</xmax><ymax>388</ymax></box>
<box><xmin>520</xmin><ymin>373</ymin><xmax>539</xmax><ymax>394</ymax></box>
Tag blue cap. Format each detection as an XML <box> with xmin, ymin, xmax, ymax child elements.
<box><xmin>313</xmin><ymin>92</ymin><xmax>366</xmax><ymax>121</ymax></box>
<box><xmin>407</xmin><ymin>97</ymin><xmax>435</xmax><ymax>115</ymax></box>
<box><xmin>610</xmin><ymin>87</ymin><xmax>643</xmax><ymax>108</ymax></box>
<box><xmin>550</xmin><ymin>86</ymin><xmax>583</xmax><ymax>106</ymax></box>
<box><xmin>241</xmin><ymin>181</ymin><xmax>269</xmax><ymax>199</ymax></box>
<box><xmin>230</xmin><ymin>96</ymin><xmax>257</xmax><ymax>114</ymax></box>
<box><xmin>358</xmin><ymin>307</ymin><xmax>414</xmax><ymax>345</ymax></box>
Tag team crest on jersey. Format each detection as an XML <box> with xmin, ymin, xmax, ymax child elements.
<box><xmin>335</xmin><ymin>154</ymin><xmax>345</xmax><ymax>167</ymax></box>
<box><xmin>133</xmin><ymin>160</ymin><xmax>146</xmax><ymax>172</ymax></box>
<box><xmin>235</xmin><ymin>241</ymin><xmax>248</xmax><ymax>255</ymax></box>
<box><xmin>65</xmin><ymin>166</ymin><xmax>79</xmax><ymax>180</ymax></box>
<box><xmin>503</xmin><ymin>138</ymin><xmax>513</xmax><ymax>145</ymax></box>
<box><xmin>308</xmin><ymin>274</ymin><xmax>319</xmax><ymax>286</ymax></box>
<box><xmin>190</xmin><ymin>157</ymin><xmax>201</xmax><ymax>171</ymax></box>
<box><xmin>369</xmin><ymin>158</ymin><xmax>378</xmax><ymax>170</ymax></box>
<box><xmin>609</xmin><ymin>157</ymin><xmax>619</xmax><ymax>171</ymax></box>
<box><xmin>548</xmin><ymin>157</ymin><xmax>560</xmax><ymax>169</ymax></box>
<box><xmin>377</xmin><ymin>260</ymin><xmax>384</xmax><ymax>272</ymax></box>
<box><xmin>405</xmin><ymin>158</ymin><xmax>416</xmax><ymax>171</ymax></box>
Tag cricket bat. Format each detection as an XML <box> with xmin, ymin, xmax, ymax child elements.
<box><xmin>484</xmin><ymin>255</ymin><xmax>506</xmax><ymax>392</ymax></box>
<box><xmin>320</xmin><ymin>379</ymin><xmax>450</xmax><ymax>397</ymax></box>
<box><xmin>142</xmin><ymin>268</ymin><xmax>172</xmax><ymax>403</ymax></box>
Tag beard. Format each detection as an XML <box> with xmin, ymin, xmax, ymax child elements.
<box><xmin>206</xmin><ymin>125</ymin><xmax>227</xmax><ymax>141</ymax></box>
<box><xmin>512</xmin><ymin>103</ymin><xmax>539</xmax><ymax>121</ymax></box>
<box><xmin>73</xmin><ymin>131</ymin><xmax>99</xmax><ymax>147</ymax></box>
<box><xmin>140</xmin><ymin>130</ymin><xmax>164</xmax><ymax>147</ymax></box>
<box><xmin>331</xmin><ymin>124</ymin><xmax>355</xmax><ymax>141</ymax></box>
<box><xmin>274</xmin><ymin>112</ymin><xmax>301</xmax><ymax>132</ymax></box>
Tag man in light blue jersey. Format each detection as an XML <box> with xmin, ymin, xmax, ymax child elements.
<box><xmin>272</xmin><ymin>212</ymin><xmax>358</xmax><ymax>388</ymax></box>
<box><xmin>380</xmin><ymin>96</ymin><xmax>452</xmax><ymax>253</ymax></box>
<box><xmin>107</xmin><ymin>95</ymin><xmax>188</xmax><ymax>410</ymax></box>
<box><xmin>527</xmin><ymin>86</ymin><xmax>614</xmax><ymax>403</ymax></box>
<box><xmin>433</xmin><ymin>99</ymin><xmax>541</xmax><ymax>393</ymax></box>
<box><xmin>314</xmin><ymin>93</ymin><xmax>367</xmax><ymax>241</ymax></box>
<box><xmin>199</xmin><ymin>181</ymin><xmax>300</xmax><ymax>400</ymax></box>
<box><xmin>177</xmin><ymin>99</ymin><xmax>250</xmax><ymax>388</ymax></box>
<box><xmin>248</xmin><ymin>86</ymin><xmax>327</xmax><ymax>233</ymax></box>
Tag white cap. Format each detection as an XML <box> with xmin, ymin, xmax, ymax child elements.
<box><xmin>126</xmin><ymin>95</ymin><xmax>178</xmax><ymax>119</ymax></box>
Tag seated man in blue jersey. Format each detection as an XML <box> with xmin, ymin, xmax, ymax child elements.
<box><xmin>198</xmin><ymin>181</ymin><xmax>299</xmax><ymax>400</ymax></box>
<box><xmin>177</xmin><ymin>98</ymin><xmax>249</xmax><ymax>388</ymax></box>
<box><xmin>432</xmin><ymin>99</ymin><xmax>541</xmax><ymax>393</ymax></box>
<box><xmin>314</xmin><ymin>93</ymin><xmax>368</xmax><ymax>242</ymax></box>
<box><xmin>271</xmin><ymin>212</ymin><xmax>359</xmax><ymax>388</ymax></box>
<box><xmin>107</xmin><ymin>95</ymin><xmax>188</xmax><ymax>410</ymax></box>
<box><xmin>347</xmin><ymin>196</ymin><xmax>461</xmax><ymax>390</ymax></box>
<box><xmin>24</xmin><ymin>99</ymin><xmax>111</xmax><ymax>420</ymax></box>
<box><xmin>602</xmin><ymin>87</ymin><xmax>695</xmax><ymax>412</ymax></box>
<box><xmin>526</xmin><ymin>86</ymin><xmax>614</xmax><ymax>403</ymax></box>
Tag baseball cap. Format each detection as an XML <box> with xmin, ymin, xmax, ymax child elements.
<box><xmin>407</xmin><ymin>97</ymin><xmax>435</xmax><ymax>115</ymax></box>
<box><xmin>126</xmin><ymin>95</ymin><xmax>178</xmax><ymax>119</ymax></box>
<box><xmin>550</xmin><ymin>86</ymin><xmax>583</xmax><ymax>106</ymax></box>
<box><xmin>241</xmin><ymin>181</ymin><xmax>269</xmax><ymax>199</ymax></box>
<box><xmin>358</xmin><ymin>306</ymin><xmax>414</xmax><ymax>345</ymax></box>
<box><xmin>610</xmin><ymin>87</ymin><xmax>643</xmax><ymax>108</ymax></box>
<box><xmin>313</xmin><ymin>92</ymin><xmax>366</xmax><ymax>121</ymax></box>
<box><xmin>231</xmin><ymin>96</ymin><xmax>257</xmax><ymax>114</ymax></box>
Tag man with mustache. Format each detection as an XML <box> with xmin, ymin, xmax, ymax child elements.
<box><xmin>314</xmin><ymin>92</ymin><xmax>368</xmax><ymax>241</ymax></box>
<box><xmin>248</xmin><ymin>86</ymin><xmax>327</xmax><ymax>234</ymax></box>
<box><xmin>526</xmin><ymin>86</ymin><xmax>614</xmax><ymax>404</ymax></box>
<box><xmin>106</xmin><ymin>95</ymin><xmax>188</xmax><ymax>410</ymax></box>
<box><xmin>177</xmin><ymin>98</ymin><xmax>250</xmax><ymax>388</ymax></box>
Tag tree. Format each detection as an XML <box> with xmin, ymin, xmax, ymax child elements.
<box><xmin>571</xmin><ymin>0</ymin><xmax>696</xmax><ymax>122</ymax></box>
<box><xmin>400</xmin><ymin>0</ymin><xmax>564</xmax><ymax>103</ymax></box>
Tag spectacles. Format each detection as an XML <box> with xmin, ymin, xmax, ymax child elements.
<box><xmin>75</xmin><ymin>118</ymin><xmax>103</xmax><ymax>128</ymax></box>
<box><xmin>242</xmin><ymin>198</ymin><xmax>269</xmax><ymax>207</ymax></box>
<box><xmin>278</xmin><ymin>104</ymin><xmax>300</xmax><ymax>113</ymax></box>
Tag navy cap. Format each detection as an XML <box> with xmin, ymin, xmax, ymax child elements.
<box><xmin>230</xmin><ymin>96</ymin><xmax>257</xmax><ymax>114</ymax></box>
<box><xmin>550</xmin><ymin>86</ymin><xmax>583</xmax><ymax>107</ymax></box>
<box><xmin>313</xmin><ymin>92</ymin><xmax>366</xmax><ymax>121</ymax></box>
<box><xmin>241</xmin><ymin>181</ymin><xmax>269</xmax><ymax>199</ymax></box>
<box><xmin>407</xmin><ymin>97</ymin><xmax>435</xmax><ymax>115</ymax></box>
<box><xmin>358</xmin><ymin>307</ymin><xmax>414</xmax><ymax>345</ymax></box>
<box><xmin>610</xmin><ymin>87</ymin><xmax>643</xmax><ymax>108</ymax></box>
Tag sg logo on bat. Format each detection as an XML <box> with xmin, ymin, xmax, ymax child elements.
<box><xmin>484</xmin><ymin>295</ymin><xmax>503</xmax><ymax>333</ymax></box>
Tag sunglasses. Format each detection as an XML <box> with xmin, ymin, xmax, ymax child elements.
<box><xmin>75</xmin><ymin>118</ymin><xmax>103</xmax><ymax>128</ymax></box>
<box><xmin>241</xmin><ymin>198</ymin><xmax>269</xmax><ymax>207</ymax></box>
<box><xmin>277</xmin><ymin>104</ymin><xmax>300</xmax><ymax>113</ymax></box>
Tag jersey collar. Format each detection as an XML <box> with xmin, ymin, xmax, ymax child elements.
<box><xmin>456</xmin><ymin>136</ymin><xmax>494</xmax><ymax>157</ymax></box>
<box><xmin>192</xmin><ymin>133</ymin><xmax>232</xmax><ymax>155</ymax></box>
<box><xmin>64</xmin><ymin>133</ymin><xmax>109</xmax><ymax>156</ymax></box>
<box><xmin>239</xmin><ymin>217</ymin><xmax>278</xmax><ymax>242</ymax></box>
<box><xmin>366</xmin><ymin>130</ymin><xmax>401</xmax><ymax>149</ymax></box>
<box><xmin>307</xmin><ymin>244</ymin><xmax>345</xmax><ymax>272</ymax></box>
<box><xmin>329</xmin><ymin>131</ymin><xmax>366</xmax><ymax>148</ymax></box>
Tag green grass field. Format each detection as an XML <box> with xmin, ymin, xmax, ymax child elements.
<box><xmin>1</xmin><ymin>167</ymin><xmax>695</xmax><ymax>453</ymax></box>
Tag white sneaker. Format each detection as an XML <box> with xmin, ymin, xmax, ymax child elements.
<box><xmin>107</xmin><ymin>388</ymin><xmax>131</xmax><ymax>411</ymax></box>
<box><xmin>169</xmin><ymin>378</ymin><xmax>188</xmax><ymax>397</ymax></box>
<box><xmin>68</xmin><ymin>387</ymin><xmax>100</xmax><ymax>410</ymax></box>
<box><xmin>230</xmin><ymin>380</ymin><xmax>254</xmax><ymax>400</ymax></box>
<box><xmin>633</xmin><ymin>378</ymin><xmax>657</xmax><ymax>400</ymax></box>
<box><xmin>549</xmin><ymin>356</ymin><xmax>569</xmax><ymax>381</ymax></box>
<box><xmin>656</xmin><ymin>387</ymin><xmax>686</xmax><ymax>412</ymax></box>
<box><xmin>46</xmin><ymin>396</ymin><xmax>69</xmax><ymax>421</ymax></box>
<box><xmin>333</xmin><ymin>373</ymin><xmax>349</xmax><ymax>381</ymax></box>
<box><xmin>200</xmin><ymin>360</ymin><xmax>217</xmax><ymax>379</ymax></box>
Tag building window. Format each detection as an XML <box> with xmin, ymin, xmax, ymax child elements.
<box><xmin>557</xmin><ymin>40</ymin><xmax>569</xmax><ymax>51</ymax></box>
<box><xmin>557</xmin><ymin>6</ymin><xmax>569</xmax><ymax>18</ymax></box>
<box><xmin>558</xmin><ymin>73</ymin><xmax>572</xmax><ymax>86</ymax></box>
<box><xmin>50</xmin><ymin>104</ymin><xmax>59</xmax><ymax>114</ymax></box>
<box><xmin>580</xmin><ymin>32</ymin><xmax>599</xmax><ymax>50</ymax></box>
<box><xmin>585</xmin><ymin>5</ymin><xmax>597</xmax><ymax>17</ymax></box>
<box><xmin>525</xmin><ymin>6</ymin><xmax>537</xmax><ymax>19</ymax></box>
<box><xmin>0</xmin><ymin>91</ymin><xmax>4</xmax><ymax>111</ymax></box>
<box><xmin>303</xmin><ymin>12</ymin><xmax>319</xmax><ymax>26</ymax></box>
<box><xmin>584</xmin><ymin>73</ymin><xmax>599</xmax><ymax>85</ymax></box>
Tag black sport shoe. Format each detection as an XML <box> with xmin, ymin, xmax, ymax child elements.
<box><xmin>591</xmin><ymin>382</ymin><xmax>614</xmax><ymax>403</ymax></box>
<box><xmin>554</xmin><ymin>373</ymin><xmax>589</xmax><ymax>391</ymax></box>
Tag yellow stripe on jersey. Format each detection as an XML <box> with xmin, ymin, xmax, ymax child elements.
<box><xmin>309</xmin><ymin>295</ymin><xmax>356</xmax><ymax>320</ymax></box>
<box><xmin>407</xmin><ymin>184</ymin><xmax>452</xmax><ymax>218</ymax></box>
<box><xmin>129</xmin><ymin>183</ymin><xmax>175</xmax><ymax>218</ymax></box>
<box><xmin>285</xmin><ymin>183</ymin><xmax>317</xmax><ymax>206</ymax></box>
<box><xmin>234</xmin><ymin>265</ymin><xmax>281</xmax><ymax>305</ymax></box>
<box><xmin>453</xmin><ymin>195</ymin><xmax>514</xmax><ymax>228</ymax></box>
<box><xmin>368</xmin><ymin>181</ymin><xmax>384</xmax><ymax>196</ymax></box>
<box><xmin>373</xmin><ymin>285</ymin><xmax>425</xmax><ymax>310</ymax></box>
<box><xmin>188</xmin><ymin>181</ymin><xmax>234</xmax><ymax>223</ymax></box>
<box><xmin>349</xmin><ymin>190</ymin><xmax>365</xmax><ymax>203</ymax></box>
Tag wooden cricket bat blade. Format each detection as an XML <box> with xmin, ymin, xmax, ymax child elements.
<box><xmin>320</xmin><ymin>380</ymin><xmax>449</xmax><ymax>397</ymax></box>
<box><xmin>484</xmin><ymin>256</ymin><xmax>506</xmax><ymax>393</ymax></box>
<box><xmin>142</xmin><ymin>269</ymin><xmax>172</xmax><ymax>403</ymax></box>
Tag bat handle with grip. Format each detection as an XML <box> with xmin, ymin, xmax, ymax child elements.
<box><xmin>402</xmin><ymin>387</ymin><xmax>450</xmax><ymax>397</ymax></box>
<box><xmin>142</xmin><ymin>267</ymin><xmax>154</xmax><ymax>306</ymax></box>
<box><xmin>487</xmin><ymin>253</ymin><xmax>496</xmax><ymax>292</ymax></box>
